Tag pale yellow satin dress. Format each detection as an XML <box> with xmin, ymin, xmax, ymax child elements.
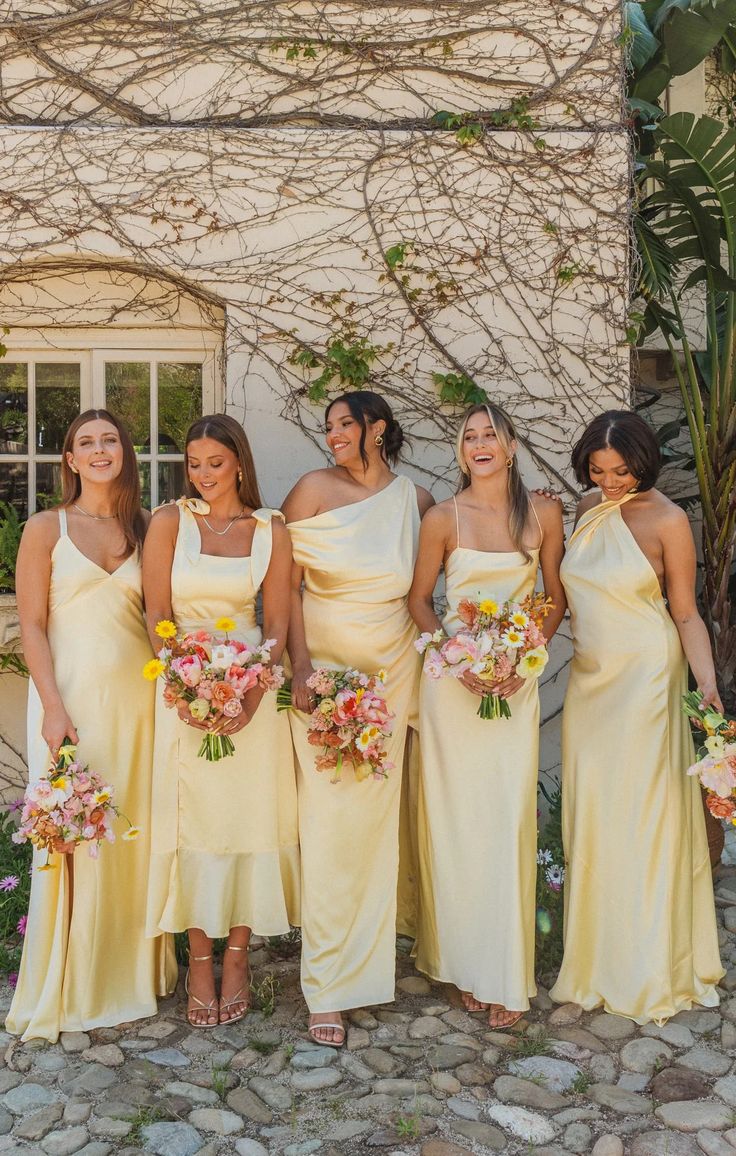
<box><xmin>7</xmin><ymin>508</ymin><xmax>177</xmax><ymax>1043</ymax></box>
<box><xmin>550</xmin><ymin>495</ymin><xmax>723</xmax><ymax>1023</ymax></box>
<box><xmin>414</xmin><ymin>503</ymin><xmax>539</xmax><ymax>1010</ymax></box>
<box><xmin>288</xmin><ymin>475</ymin><xmax>420</xmax><ymax>1012</ymax></box>
<box><xmin>146</xmin><ymin>501</ymin><xmax>299</xmax><ymax>939</ymax></box>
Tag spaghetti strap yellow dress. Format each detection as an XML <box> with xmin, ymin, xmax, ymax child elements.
<box><xmin>7</xmin><ymin>509</ymin><xmax>177</xmax><ymax>1043</ymax></box>
<box><xmin>549</xmin><ymin>495</ymin><xmax>723</xmax><ymax>1023</ymax></box>
<box><xmin>288</xmin><ymin>475</ymin><xmax>420</xmax><ymax>1012</ymax></box>
<box><xmin>414</xmin><ymin>503</ymin><xmax>540</xmax><ymax>1010</ymax></box>
<box><xmin>146</xmin><ymin>501</ymin><xmax>299</xmax><ymax>939</ymax></box>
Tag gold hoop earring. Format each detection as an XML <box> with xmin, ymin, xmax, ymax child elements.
<box><xmin>506</xmin><ymin>458</ymin><xmax>513</xmax><ymax>470</ymax></box>
<box><xmin>375</xmin><ymin>435</ymin><xmax>384</xmax><ymax>447</ymax></box>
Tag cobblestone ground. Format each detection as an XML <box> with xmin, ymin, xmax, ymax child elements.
<box><xmin>1</xmin><ymin>866</ymin><xmax>736</xmax><ymax>1156</ymax></box>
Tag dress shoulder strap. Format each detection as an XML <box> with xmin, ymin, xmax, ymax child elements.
<box><xmin>251</xmin><ymin>508</ymin><xmax>285</xmax><ymax>591</ymax></box>
<box><xmin>452</xmin><ymin>495</ymin><xmax>461</xmax><ymax>549</ymax></box>
<box><xmin>58</xmin><ymin>508</ymin><xmax>68</xmax><ymax>537</ymax></box>
<box><xmin>529</xmin><ymin>498</ymin><xmax>543</xmax><ymax>548</ymax></box>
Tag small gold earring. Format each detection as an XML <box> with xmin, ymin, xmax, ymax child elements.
<box><xmin>506</xmin><ymin>458</ymin><xmax>513</xmax><ymax>469</ymax></box>
<box><xmin>375</xmin><ymin>435</ymin><xmax>384</xmax><ymax>447</ymax></box>
<box><xmin>238</xmin><ymin>470</ymin><xmax>243</xmax><ymax>483</ymax></box>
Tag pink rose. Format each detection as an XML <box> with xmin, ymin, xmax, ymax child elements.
<box><xmin>222</xmin><ymin>698</ymin><xmax>243</xmax><ymax>718</ymax></box>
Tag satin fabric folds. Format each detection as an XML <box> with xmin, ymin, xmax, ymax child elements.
<box><xmin>7</xmin><ymin>511</ymin><xmax>177</xmax><ymax>1043</ymax></box>
<box><xmin>146</xmin><ymin>501</ymin><xmax>299</xmax><ymax>940</ymax></box>
<box><xmin>288</xmin><ymin>476</ymin><xmax>420</xmax><ymax>1013</ymax></box>
<box><xmin>414</xmin><ymin>546</ymin><xmax>539</xmax><ymax>1010</ymax></box>
<box><xmin>550</xmin><ymin>496</ymin><xmax>723</xmax><ymax>1024</ymax></box>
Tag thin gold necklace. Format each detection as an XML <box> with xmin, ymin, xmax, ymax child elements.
<box><xmin>201</xmin><ymin>508</ymin><xmax>245</xmax><ymax>536</ymax></box>
<box><xmin>73</xmin><ymin>503</ymin><xmax>118</xmax><ymax>521</ymax></box>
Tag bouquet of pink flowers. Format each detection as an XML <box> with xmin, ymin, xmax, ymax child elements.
<box><xmin>144</xmin><ymin>617</ymin><xmax>285</xmax><ymax>762</ymax></box>
<box><xmin>278</xmin><ymin>667</ymin><xmax>394</xmax><ymax>783</ymax></box>
<box><xmin>416</xmin><ymin>593</ymin><xmax>554</xmax><ymax>720</ymax></box>
<box><xmin>683</xmin><ymin>690</ymin><xmax>736</xmax><ymax>821</ymax></box>
<box><xmin>13</xmin><ymin>741</ymin><xmax>139</xmax><ymax>869</ymax></box>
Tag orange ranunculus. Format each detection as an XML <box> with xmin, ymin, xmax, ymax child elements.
<box><xmin>706</xmin><ymin>793</ymin><xmax>736</xmax><ymax>819</ymax></box>
<box><xmin>211</xmin><ymin>681</ymin><xmax>236</xmax><ymax>708</ymax></box>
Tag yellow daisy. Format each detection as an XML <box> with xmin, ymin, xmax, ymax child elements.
<box><xmin>155</xmin><ymin>619</ymin><xmax>177</xmax><ymax>640</ymax></box>
<box><xmin>479</xmin><ymin>599</ymin><xmax>499</xmax><ymax>616</ymax></box>
<box><xmin>142</xmin><ymin>658</ymin><xmax>165</xmax><ymax>681</ymax></box>
<box><xmin>215</xmin><ymin>616</ymin><xmax>236</xmax><ymax>633</ymax></box>
<box><xmin>122</xmin><ymin>826</ymin><xmax>141</xmax><ymax>841</ymax></box>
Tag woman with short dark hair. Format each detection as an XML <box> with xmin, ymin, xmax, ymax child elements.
<box><xmin>550</xmin><ymin>409</ymin><xmax>723</xmax><ymax>1023</ymax></box>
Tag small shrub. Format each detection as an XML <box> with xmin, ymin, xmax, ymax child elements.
<box><xmin>0</xmin><ymin>502</ymin><xmax>22</xmax><ymax>594</ymax></box>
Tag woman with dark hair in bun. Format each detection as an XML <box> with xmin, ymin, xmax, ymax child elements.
<box><xmin>283</xmin><ymin>391</ymin><xmax>433</xmax><ymax>1045</ymax></box>
<box><xmin>550</xmin><ymin>410</ymin><xmax>723</xmax><ymax>1023</ymax></box>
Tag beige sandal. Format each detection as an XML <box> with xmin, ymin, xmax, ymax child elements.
<box><xmin>185</xmin><ymin>953</ymin><xmax>218</xmax><ymax>1029</ymax></box>
<box><xmin>308</xmin><ymin>1015</ymin><xmax>345</xmax><ymax>1048</ymax></box>
<box><xmin>219</xmin><ymin>944</ymin><xmax>250</xmax><ymax>1025</ymax></box>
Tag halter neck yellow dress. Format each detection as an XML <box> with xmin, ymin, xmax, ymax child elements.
<box><xmin>7</xmin><ymin>509</ymin><xmax>177</xmax><ymax>1043</ymax></box>
<box><xmin>288</xmin><ymin>475</ymin><xmax>420</xmax><ymax>1012</ymax></box>
<box><xmin>549</xmin><ymin>495</ymin><xmax>723</xmax><ymax>1023</ymax></box>
<box><xmin>414</xmin><ymin>503</ymin><xmax>540</xmax><ymax>1010</ymax></box>
<box><xmin>146</xmin><ymin>501</ymin><xmax>299</xmax><ymax>939</ymax></box>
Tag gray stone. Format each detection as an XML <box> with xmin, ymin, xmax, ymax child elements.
<box><xmin>81</xmin><ymin>1045</ymin><xmax>124</xmax><ymax>1067</ymax></box>
<box><xmin>88</xmin><ymin>1120</ymin><xmax>132</xmax><ymax>1139</ymax></box>
<box><xmin>348</xmin><ymin>1010</ymin><xmax>379</xmax><ymax>1030</ymax></box>
<box><xmin>532</xmin><ymin>988</ymin><xmax>554</xmax><ymax>1010</ymax></box>
<box><xmin>60</xmin><ymin>1033</ymin><xmax>90</xmax><ymax>1054</ymax></box>
<box><xmin>94</xmin><ymin>1101</ymin><xmax>140</xmax><ymax>1121</ymax></box>
<box><xmin>361</xmin><ymin>1048</ymin><xmax>404</xmax><ymax>1075</ymax></box>
<box><xmin>586</xmin><ymin>1082</ymin><xmax>653</xmax><ymax>1114</ymax></box>
<box><xmin>0</xmin><ymin>1108</ymin><xmax>12</xmax><ymax>1136</ymax></box>
<box><xmin>671</xmin><ymin>1010</ymin><xmax>722</xmax><ymax>1034</ymax></box>
<box><xmin>373</xmin><ymin>1078</ymin><xmax>429</xmax><ymax>1096</ymax></box>
<box><xmin>340</xmin><ymin>1052</ymin><xmax>376</xmax><ymax>1081</ymax></box>
<box><xmin>225</xmin><ymin>1086</ymin><xmax>273</xmax><ymax>1124</ymax></box>
<box><xmin>696</xmin><ymin>1130</ymin><xmax>736</xmax><ymax>1156</ymax></box>
<box><xmin>426</xmin><ymin>1045</ymin><xmax>476</xmax><ymax>1070</ymax></box>
<box><xmin>140</xmin><ymin>1121</ymin><xmax>204</xmax><ymax>1156</ymax></box>
<box><xmin>283</xmin><ymin>1142</ymin><xmax>323</xmax><ymax>1156</ymax></box>
<box><xmin>588</xmin><ymin>1014</ymin><xmax>636</xmax><ymax>1040</ymax></box>
<box><xmin>679</xmin><ymin>1048</ymin><xmax>732</xmax><ymax>1076</ymax></box>
<box><xmin>247</xmin><ymin>1076</ymin><xmax>292</xmax><ymax>1112</ymax></box>
<box><xmin>397</xmin><ymin>976</ymin><xmax>431</xmax><ymax>995</ymax></box>
<box><xmin>713</xmin><ymin>1074</ymin><xmax>736</xmax><ymax>1107</ymax></box>
<box><xmin>591</xmin><ymin>1139</ymin><xmax>624</xmax><ymax>1156</ymax></box>
<box><xmin>35</xmin><ymin>1053</ymin><xmax>68</xmax><ymax>1072</ymax></box>
<box><xmin>550</xmin><ymin>1027</ymin><xmax>610</xmax><ymax>1054</ymax></box>
<box><xmin>75</xmin><ymin>1146</ymin><xmax>113</xmax><ymax>1156</ymax></box>
<box><xmin>450</xmin><ymin>1120</ymin><xmax>506</xmax><ymax>1150</ymax></box>
<box><xmin>40</xmin><ymin>1129</ymin><xmax>90</xmax><ymax>1156</ymax></box>
<box><xmin>588</xmin><ymin>1054</ymin><xmax>618</xmax><ymax>1084</ymax></box>
<box><xmin>4</xmin><ymin>1081</ymin><xmax>57</xmax><ymax>1113</ymax></box>
<box><xmin>446</xmin><ymin>1096</ymin><xmax>480</xmax><ymax>1120</ymax></box>
<box><xmin>63</xmin><ymin>1065</ymin><xmax>118</xmax><ymax>1095</ymax></box>
<box><xmin>508</xmin><ymin>1055</ymin><xmax>582</xmax><ymax>1092</ymax></box>
<box><xmin>408</xmin><ymin>1017</ymin><xmax>445</xmax><ymax>1039</ymax></box>
<box><xmin>564</xmin><ymin>1122</ymin><xmax>593</xmax><ymax>1153</ymax></box>
<box><xmin>0</xmin><ymin>1074</ymin><xmax>21</xmax><ymax>1096</ymax></box>
<box><xmin>439</xmin><ymin>1031</ymin><xmax>482</xmax><ymax>1051</ymax></box>
<box><xmin>454</xmin><ymin>1062</ymin><xmax>493</xmax><ymax>1086</ymax></box>
<box><xmin>412</xmin><ymin>1094</ymin><xmax>444</xmax><ymax>1118</ymax></box>
<box><xmin>347</xmin><ymin>1027</ymin><xmax>370</xmax><ymax>1051</ymax></box>
<box><xmin>549</xmin><ymin>1003</ymin><xmax>583</xmax><ymax>1026</ymax></box>
<box><xmin>618</xmin><ymin>1071</ymin><xmax>650</xmax><ymax>1092</ymax></box>
<box><xmin>641</xmin><ymin>1022</ymin><xmax>695</xmax><ymax>1048</ymax></box>
<box><xmin>163</xmin><ymin>1082</ymin><xmax>219</xmax><ymax>1105</ymax></box>
<box><xmin>494</xmin><ymin>1074</ymin><xmax>567</xmax><ymax>1110</ymax></box>
<box><xmin>290</xmin><ymin>1046</ymin><xmax>337</xmax><ymax>1070</ymax></box>
<box><xmin>290</xmin><ymin>1068</ymin><xmax>342</xmax><ymax>1092</ymax></box>
<box><xmin>188</xmin><ymin>1108</ymin><xmax>243</xmax><ymax>1135</ymax></box>
<box><xmin>326</xmin><ymin>1121</ymin><xmax>371</xmax><ymax>1141</ymax></box>
<box><xmin>441</xmin><ymin>1010</ymin><xmax>483</xmax><ymax>1034</ymax></box>
<box><xmin>229</xmin><ymin>1048</ymin><xmax>259</xmax><ymax>1071</ymax></box>
<box><xmin>13</xmin><ymin>1102</ymin><xmax>64</xmax><ymax>1140</ymax></box>
<box><xmin>139</xmin><ymin>1020</ymin><xmax>177</xmax><ymax>1039</ymax></box>
<box><xmin>431</xmin><ymin>1071</ymin><xmax>461</xmax><ymax>1094</ymax></box>
<box><xmin>655</xmin><ymin>1101</ymin><xmax>733</xmax><ymax>1132</ymax></box>
<box><xmin>629</xmin><ymin>1132</ymin><xmax>702</xmax><ymax>1156</ymax></box>
<box><xmin>143</xmin><ymin>1049</ymin><xmax>190</xmax><ymax>1068</ymax></box>
<box><xmin>620</xmin><ymin>1037</ymin><xmax>673</xmax><ymax>1074</ymax></box>
<box><xmin>486</xmin><ymin>1103</ymin><xmax>557</xmax><ymax>1143</ymax></box>
<box><xmin>234</xmin><ymin>1141</ymin><xmax>268</xmax><ymax>1156</ymax></box>
<box><xmin>722</xmin><ymin>1022</ymin><xmax>736</xmax><ymax>1050</ymax></box>
<box><xmin>651</xmin><ymin>1066</ymin><xmax>712</xmax><ymax>1102</ymax></box>
<box><xmin>64</xmin><ymin>1105</ymin><xmax>92</xmax><ymax>1126</ymax></box>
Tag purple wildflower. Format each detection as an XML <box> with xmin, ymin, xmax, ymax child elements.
<box><xmin>7</xmin><ymin>972</ymin><xmax>17</xmax><ymax>988</ymax></box>
<box><xmin>0</xmin><ymin>875</ymin><xmax>19</xmax><ymax>892</ymax></box>
<box><xmin>16</xmin><ymin>915</ymin><xmax>27</xmax><ymax>936</ymax></box>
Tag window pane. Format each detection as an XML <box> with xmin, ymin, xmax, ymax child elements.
<box><xmin>105</xmin><ymin>362</ymin><xmax>150</xmax><ymax>451</ymax></box>
<box><xmin>138</xmin><ymin>462</ymin><xmax>151</xmax><ymax>511</ymax></box>
<box><xmin>36</xmin><ymin>364</ymin><xmax>81</xmax><ymax>453</ymax></box>
<box><xmin>0</xmin><ymin>461</ymin><xmax>28</xmax><ymax>519</ymax></box>
<box><xmin>0</xmin><ymin>363</ymin><xmax>29</xmax><ymax>453</ymax></box>
<box><xmin>36</xmin><ymin>462</ymin><xmax>63</xmax><ymax>511</ymax></box>
<box><xmin>158</xmin><ymin>460</ymin><xmax>185</xmax><ymax>507</ymax></box>
<box><xmin>158</xmin><ymin>363</ymin><xmax>202</xmax><ymax>453</ymax></box>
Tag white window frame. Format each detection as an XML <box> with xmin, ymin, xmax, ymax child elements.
<box><xmin>0</xmin><ymin>330</ymin><xmax>221</xmax><ymax>513</ymax></box>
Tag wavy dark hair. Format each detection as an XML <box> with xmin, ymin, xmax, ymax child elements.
<box><xmin>571</xmin><ymin>410</ymin><xmax>661</xmax><ymax>492</ymax></box>
<box><xmin>184</xmin><ymin>413</ymin><xmax>262</xmax><ymax>510</ymax></box>
<box><xmin>61</xmin><ymin>409</ymin><xmax>146</xmax><ymax>553</ymax></box>
<box><xmin>325</xmin><ymin>391</ymin><xmax>405</xmax><ymax>467</ymax></box>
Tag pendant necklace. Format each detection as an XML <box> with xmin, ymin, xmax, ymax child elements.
<box><xmin>201</xmin><ymin>508</ymin><xmax>245</xmax><ymax>536</ymax></box>
<box><xmin>73</xmin><ymin>503</ymin><xmax>118</xmax><ymax>520</ymax></box>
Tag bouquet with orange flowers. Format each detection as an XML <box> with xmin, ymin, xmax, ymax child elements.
<box><xmin>416</xmin><ymin>593</ymin><xmax>554</xmax><ymax>719</ymax></box>
<box><xmin>144</xmin><ymin>617</ymin><xmax>285</xmax><ymax>761</ymax></box>
<box><xmin>278</xmin><ymin>667</ymin><xmax>394</xmax><ymax>783</ymax></box>
<box><xmin>683</xmin><ymin>691</ymin><xmax>736</xmax><ymax>821</ymax></box>
<box><xmin>13</xmin><ymin>741</ymin><xmax>139</xmax><ymax>869</ymax></box>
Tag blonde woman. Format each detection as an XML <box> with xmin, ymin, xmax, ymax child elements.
<box><xmin>8</xmin><ymin>410</ymin><xmax>176</xmax><ymax>1042</ymax></box>
<box><xmin>408</xmin><ymin>403</ymin><xmax>565</xmax><ymax>1027</ymax></box>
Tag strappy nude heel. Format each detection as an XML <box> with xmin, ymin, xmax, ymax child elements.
<box><xmin>219</xmin><ymin>944</ymin><xmax>250</xmax><ymax>1025</ymax></box>
<box><xmin>185</xmin><ymin>953</ymin><xmax>218</xmax><ymax>1029</ymax></box>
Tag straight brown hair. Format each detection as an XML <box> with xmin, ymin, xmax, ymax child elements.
<box><xmin>61</xmin><ymin>409</ymin><xmax>146</xmax><ymax>554</ymax></box>
<box><xmin>184</xmin><ymin>414</ymin><xmax>262</xmax><ymax>510</ymax></box>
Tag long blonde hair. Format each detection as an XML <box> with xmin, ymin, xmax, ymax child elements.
<box><xmin>455</xmin><ymin>402</ymin><xmax>532</xmax><ymax>563</ymax></box>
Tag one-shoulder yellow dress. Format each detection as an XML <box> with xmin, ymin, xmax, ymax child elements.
<box><xmin>288</xmin><ymin>476</ymin><xmax>420</xmax><ymax>1012</ymax></box>
<box><xmin>7</xmin><ymin>509</ymin><xmax>177</xmax><ymax>1043</ymax></box>
<box><xmin>549</xmin><ymin>495</ymin><xmax>723</xmax><ymax>1023</ymax></box>
<box><xmin>146</xmin><ymin>501</ymin><xmax>299</xmax><ymax>939</ymax></box>
<box><xmin>414</xmin><ymin>507</ymin><xmax>539</xmax><ymax>1010</ymax></box>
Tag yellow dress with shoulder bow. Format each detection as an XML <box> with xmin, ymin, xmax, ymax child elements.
<box><xmin>146</xmin><ymin>501</ymin><xmax>299</xmax><ymax>939</ymax></box>
<box><xmin>549</xmin><ymin>495</ymin><xmax>723</xmax><ymax>1023</ymax></box>
<box><xmin>7</xmin><ymin>509</ymin><xmax>177</xmax><ymax>1043</ymax></box>
<box><xmin>288</xmin><ymin>476</ymin><xmax>420</xmax><ymax>1012</ymax></box>
<box><xmin>414</xmin><ymin>524</ymin><xmax>540</xmax><ymax>1010</ymax></box>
